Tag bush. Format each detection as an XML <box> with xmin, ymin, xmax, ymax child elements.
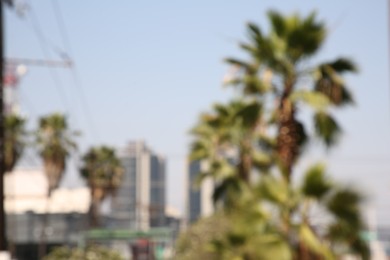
<box><xmin>43</xmin><ymin>245</ymin><xmax>124</xmax><ymax>260</ymax></box>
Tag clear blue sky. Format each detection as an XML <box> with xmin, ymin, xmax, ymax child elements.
<box><xmin>6</xmin><ymin>0</ymin><xmax>390</xmax><ymax>224</ymax></box>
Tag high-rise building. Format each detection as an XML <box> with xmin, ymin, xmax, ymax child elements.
<box><xmin>110</xmin><ymin>141</ymin><xmax>166</xmax><ymax>231</ymax></box>
<box><xmin>186</xmin><ymin>149</ymin><xmax>238</xmax><ymax>224</ymax></box>
<box><xmin>186</xmin><ymin>160</ymin><xmax>214</xmax><ymax>224</ymax></box>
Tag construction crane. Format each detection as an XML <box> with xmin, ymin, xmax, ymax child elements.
<box><xmin>5</xmin><ymin>57</ymin><xmax>72</xmax><ymax>68</ymax></box>
<box><xmin>3</xmin><ymin>57</ymin><xmax>72</xmax><ymax>114</ymax></box>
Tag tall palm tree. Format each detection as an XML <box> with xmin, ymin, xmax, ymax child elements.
<box><xmin>5</xmin><ymin>114</ymin><xmax>26</xmax><ymax>172</ymax></box>
<box><xmin>36</xmin><ymin>113</ymin><xmax>77</xmax><ymax>196</ymax></box>
<box><xmin>35</xmin><ymin>113</ymin><xmax>77</xmax><ymax>258</ymax></box>
<box><xmin>4</xmin><ymin>114</ymin><xmax>26</xmax><ymax>259</ymax></box>
<box><xmin>80</xmin><ymin>146</ymin><xmax>123</xmax><ymax>228</ymax></box>
<box><xmin>188</xmin><ymin>10</ymin><xmax>368</xmax><ymax>260</ymax></box>
<box><xmin>224</xmin><ymin>11</ymin><xmax>356</xmax><ymax>181</ymax></box>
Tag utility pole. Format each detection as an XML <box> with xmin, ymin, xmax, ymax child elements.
<box><xmin>0</xmin><ymin>0</ymin><xmax>70</xmax><ymax>253</ymax></box>
<box><xmin>0</xmin><ymin>0</ymin><xmax>14</xmax><ymax>252</ymax></box>
<box><xmin>0</xmin><ymin>0</ymin><xmax>7</xmax><ymax>252</ymax></box>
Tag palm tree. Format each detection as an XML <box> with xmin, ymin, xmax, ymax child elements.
<box><xmin>35</xmin><ymin>113</ymin><xmax>77</xmax><ymax>258</ymax></box>
<box><xmin>178</xmin><ymin>164</ymin><xmax>369</xmax><ymax>260</ymax></box>
<box><xmin>4</xmin><ymin>114</ymin><xmax>26</xmax><ymax>259</ymax></box>
<box><xmin>36</xmin><ymin>113</ymin><xmax>77</xmax><ymax>196</ymax></box>
<box><xmin>175</xmin><ymin>210</ymin><xmax>291</xmax><ymax>260</ymax></box>
<box><xmin>191</xmin><ymin>99</ymin><xmax>264</xmax><ymax>182</ymax></box>
<box><xmin>188</xmin><ymin>10</ymin><xmax>368</xmax><ymax>260</ymax></box>
<box><xmin>224</xmin><ymin>11</ymin><xmax>356</xmax><ymax>181</ymax></box>
<box><xmin>80</xmin><ymin>146</ymin><xmax>123</xmax><ymax>228</ymax></box>
<box><xmin>190</xmin><ymin>99</ymin><xmax>275</xmax><ymax>208</ymax></box>
<box><xmin>5</xmin><ymin>114</ymin><xmax>26</xmax><ymax>172</ymax></box>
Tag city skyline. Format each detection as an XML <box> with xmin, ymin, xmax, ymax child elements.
<box><xmin>5</xmin><ymin>0</ymin><xmax>390</xmax><ymax>226</ymax></box>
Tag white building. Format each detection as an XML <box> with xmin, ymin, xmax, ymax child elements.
<box><xmin>4</xmin><ymin>168</ymin><xmax>90</xmax><ymax>214</ymax></box>
<box><xmin>4</xmin><ymin>169</ymin><xmax>90</xmax><ymax>260</ymax></box>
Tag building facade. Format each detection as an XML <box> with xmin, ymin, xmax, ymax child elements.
<box><xmin>110</xmin><ymin>141</ymin><xmax>166</xmax><ymax>230</ymax></box>
<box><xmin>4</xmin><ymin>169</ymin><xmax>90</xmax><ymax>260</ymax></box>
<box><xmin>186</xmin><ymin>160</ymin><xmax>214</xmax><ymax>224</ymax></box>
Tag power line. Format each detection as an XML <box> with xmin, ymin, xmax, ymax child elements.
<box><xmin>50</xmin><ymin>0</ymin><xmax>100</xmax><ymax>143</ymax></box>
<box><xmin>50</xmin><ymin>0</ymin><xmax>73</xmax><ymax>56</ymax></box>
<box><xmin>25</xmin><ymin>1</ymin><xmax>83</xmax><ymax>142</ymax></box>
<box><xmin>26</xmin><ymin>3</ymin><xmax>69</xmax><ymax>112</ymax></box>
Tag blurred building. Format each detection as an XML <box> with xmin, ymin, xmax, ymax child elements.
<box><xmin>110</xmin><ymin>140</ymin><xmax>166</xmax><ymax>230</ymax></box>
<box><xmin>165</xmin><ymin>206</ymin><xmax>182</xmax><ymax>240</ymax></box>
<box><xmin>185</xmin><ymin>160</ymin><xmax>214</xmax><ymax>224</ymax></box>
<box><xmin>377</xmin><ymin>227</ymin><xmax>390</xmax><ymax>257</ymax></box>
<box><xmin>5</xmin><ymin>169</ymin><xmax>90</xmax><ymax>214</ymax></box>
<box><xmin>4</xmin><ymin>169</ymin><xmax>90</xmax><ymax>260</ymax></box>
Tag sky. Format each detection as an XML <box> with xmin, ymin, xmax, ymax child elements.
<box><xmin>5</xmin><ymin>0</ymin><xmax>390</xmax><ymax>225</ymax></box>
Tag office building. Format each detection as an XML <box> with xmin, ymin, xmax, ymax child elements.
<box><xmin>186</xmin><ymin>160</ymin><xmax>214</xmax><ymax>224</ymax></box>
<box><xmin>110</xmin><ymin>140</ymin><xmax>166</xmax><ymax>230</ymax></box>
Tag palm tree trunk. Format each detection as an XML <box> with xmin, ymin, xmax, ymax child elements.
<box><xmin>238</xmin><ymin>149</ymin><xmax>252</xmax><ymax>183</ymax></box>
<box><xmin>89</xmin><ymin>199</ymin><xmax>100</xmax><ymax>228</ymax></box>
<box><xmin>297</xmin><ymin>242</ymin><xmax>310</xmax><ymax>260</ymax></box>
<box><xmin>277</xmin><ymin>80</ymin><xmax>298</xmax><ymax>182</ymax></box>
<box><xmin>277</xmin><ymin>79</ymin><xmax>299</xmax><ymax>250</ymax></box>
<box><xmin>38</xmin><ymin>191</ymin><xmax>51</xmax><ymax>259</ymax></box>
<box><xmin>236</xmin><ymin>136</ymin><xmax>254</xmax><ymax>183</ymax></box>
<box><xmin>89</xmin><ymin>188</ymin><xmax>102</xmax><ymax>228</ymax></box>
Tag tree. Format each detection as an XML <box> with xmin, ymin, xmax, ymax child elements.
<box><xmin>187</xmin><ymin>10</ymin><xmax>369</xmax><ymax>260</ymax></box>
<box><xmin>223</xmin><ymin>11</ymin><xmax>356</xmax><ymax>181</ymax></box>
<box><xmin>36</xmin><ymin>113</ymin><xmax>78</xmax><ymax>196</ymax></box>
<box><xmin>4</xmin><ymin>114</ymin><xmax>26</xmax><ymax>172</ymax></box>
<box><xmin>35</xmin><ymin>113</ymin><xmax>78</xmax><ymax>258</ymax></box>
<box><xmin>257</xmin><ymin>163</ymin><xmax>369</xmax><ymax>259</ymax></box>
<box><xmin>191</xmin><ymin>100</ymin><xmax>265</xmax><ymax>183</ymax></box>
<box><xmin>4</xmin><ymin>114</ymin><xmax>26</xmax><ymax>256</ymax></box>
<box><xmin>80</xmin><ymin>146</ymin><xmax>123</xmax><ymax>228</ymax></box>
<box><xmin>176</xmin><ymin>201</ymin><xmax>291</xmax><ymax>260</ymax></box>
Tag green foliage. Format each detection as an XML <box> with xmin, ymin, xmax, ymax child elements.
<box><xmin>258</xmin><ymin>174</ymin><xmax>290</xmax><ymax>205</ymax></box>
<box><xmin>314</xmin><ymin>58</ymin><xmax>356</xmax><ymax>106</ymax></box>
<box><xmin>299</xmin><ymin>224</ymin><xmax>334</xmax><ymax>259</ymax></box>
<box><xmin>80</xmin><ymin>146</ymin><xmax>124</xmax><ymax>193</ymax></box>
<box><xmin>301</xmin><ymin>163</ymin><xmax>331</xmax><ymax>199</ymax></box>
<box><xmin>43</xmin><ymin>245</ymin><xmax>124</xmax><ymax>260</ymax></box>
<box><xmin>176</xmin><ymin>212</ymin><xmax>292</xmax><ymax>260</ymax></box>
<box><xmin>186</xmin><ymin>9</ymin><xmax>369</xmax><ymax>260</ymax></box>
<box><xmin>36</xmin><ymin>113</ymin><xmax>78</xmax><ymax>195</ymax></box>
<box><xmin>5</xmin><ymin>114</ymin><xmax>27</xmax><ymax>172</ymax></box>
<box><xmin>326</xmin><ymin>187</ymin><xmax>363</xmax><ymax>227</ymax></box>
<box><xmin>327</xmin><ymin>58</ymin><xmax>357</xmax><ymax>73</ymax></box>
<box><xmin>80</xmin><ymin>146</ymin><xmax>124</xmax><ymax>227</ymax></box>
<box><xmin>175</xmin><ymin>214</ymin><xmax>231</xmax><ymax>260</ymax></box>
<box><xmin>314</xmin><ymin>112</ymin><xmax>341</xmax><ymax>147</ymax></box>
<box><xmin>290</xmin><ymin>90</ymin><xmax>330</xmax><ymax>111</ymax></box>
<box><xmin>252</xmin><ymin>150</ymin><xmax>273</xmax><ymax>171</ymax></box>
<box><xmin>37</xmin><ymin>113</ymin><xmax>78</xmax><ymax>159</ymax></box>
<box><xmin>267</xmin><ymin>10</ymin><xmax>326</xmax><ymax>62</ymax></box>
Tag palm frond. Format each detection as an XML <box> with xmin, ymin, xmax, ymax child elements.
<box><xmin>313</xmin><ymin>112</ymin><xmax>341</xmax><ymax>147</ymax></box>
<box><xmin>326</xmin><ymin>187</ymin><xmax>364</xmax><ymax>227</ymax></box>
<box><xmin>267</xmin><ymin>10</ymin><xmax>288</xmax><ymax>38</ymax></box>
<box><xmin>314</xmin><ymin>58</ymin><xmax>357</xmax><ymax>106</ymax></box>
<box><xmin>301</xmin><ymin>163</ymin><xmax>332</xmax><ymax>199</ymax></box>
